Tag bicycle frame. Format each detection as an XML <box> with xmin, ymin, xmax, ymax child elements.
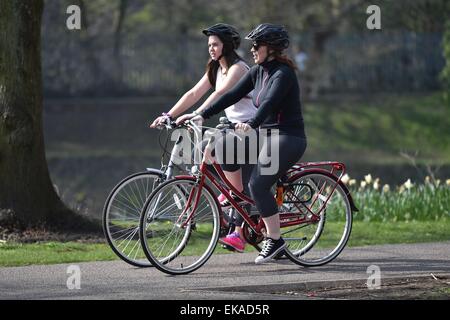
<box><xmin>170</xmin><ymin>121</ymin><xmax>357</xmax><ymax>239</ymax></box>
<box><xmin>174</xmin><ymin>155</ymin><xmax>345</xmax><ymax>238</ymax></box>
<box><xmin>151</xmin><ymin>130</ymin><xmax>187</xmax><ymax>180</ymax></box>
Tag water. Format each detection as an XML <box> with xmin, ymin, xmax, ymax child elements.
<box><xmin>44</xmin><ymin>99</ymin><xmax>450</xmax><ymax>218</ymax></box>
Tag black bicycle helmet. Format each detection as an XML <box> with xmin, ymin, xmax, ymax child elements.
<box><xmin>202</xmin><ymin>23</ymin><xmax>241</xmax><ymax>49</ymax></box>
<box><xmin>245</xmin><ymin>23</ymin><xmax>290</xmax><ymax>49</ymax></box>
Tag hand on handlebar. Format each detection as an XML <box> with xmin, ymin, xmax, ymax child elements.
<box><xmin>175</xmin><ymin>113</ymin><xmax>204</xmax><ymax>125</ymax></box>
<box><xmin>235</xmin><ymin>122</ymin><xmax>252</xmax><ymax>132</ymax></box>
<box><xmin>150</xmin><ymin>115</ymin><xmax>171</xmax><ymax>128</ymax></box>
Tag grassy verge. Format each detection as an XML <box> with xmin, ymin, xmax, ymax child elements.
<box><xmin>347</xmin><ymin>219</ymin><xmax>450</xmax><ymax>247</ymax></box>
<box><xmin>304</xmin><ymin>92</ymin><xmax>450</xmax><ymax>164</ymax></box>
<box><xmin>1</xmin><ymin>219</ymin><xmax>449</xmax><ymax>267</ymax></box>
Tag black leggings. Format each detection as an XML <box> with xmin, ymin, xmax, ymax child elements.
<box><xmin>215</xmin><ymin>130</ymin><xmax>307</xmax><ymax>218</ymax></box>
<box><xmin>248</xmin><ymin>133</ymin><xmax>306</xmax><ymax>218</ymax></box>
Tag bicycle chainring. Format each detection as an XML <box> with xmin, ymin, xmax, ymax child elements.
<box><xmin>242</xmin><ymin>216</ymin><xmax>264</xmax><ymax>246</ymax></box>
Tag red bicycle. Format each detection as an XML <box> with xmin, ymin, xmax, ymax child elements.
<box><xmin>139</xmin><ymin>120</ymin><xmax>358</xmax><ymax>275</ymax></box>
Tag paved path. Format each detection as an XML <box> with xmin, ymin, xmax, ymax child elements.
<box><xmin>1</xmin><ymin>242</ymin><xmax>449</xmax><ymax>300</ymax></box>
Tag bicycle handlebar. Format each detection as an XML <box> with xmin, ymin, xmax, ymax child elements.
<box><xmin>154</xmin><ymin>117</ymin><xmax>236</xmax><ymax>131</ymax></box>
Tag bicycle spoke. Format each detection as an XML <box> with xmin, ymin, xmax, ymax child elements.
<box><xmin>140</xmin><ymin>178</ymin><xmax>220</xmax><ymax>275</ymax></box>
<box><xmin>104</xmin><ymin>172</ymin><xmax>162</xmax><ymax>267</ymax></box>
<box><xmin>282</xmin><ymin>173</ymin><xmax>352</xmax><ymax>266</ymax></box>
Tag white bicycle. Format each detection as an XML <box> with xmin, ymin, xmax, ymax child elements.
<box><xmin>102</xmin><ymin>121</ymin><xmax>189</xmax><ymax>267</ymax></box>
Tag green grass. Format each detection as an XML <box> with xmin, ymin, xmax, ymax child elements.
<box><xmin>348</xmin><ymin>219</ymin><xmax>450</xmax><ymax>247</ymax></box>
<box><xmin>0</xmin><ymin>242</ymin><xmax>117</xmax><ymax>268</ymax></box>
<box><xmin>304</xmin><ymin>92</ymin><xmax>450</xmax><ymax>164</ymax></box>
<box><xmin>1</xmin><ymin>219</ymin><xmax>449</xmax><ymax>267</ymax></box>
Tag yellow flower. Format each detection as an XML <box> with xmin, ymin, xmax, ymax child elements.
<box><xmin>360</xmin><ymin>181</ymin><xmax>367</xmax><ymax>189</ymax></box>
<box><xmin>349</xmin><ymin>179</ymin><xmax>356</xmax><ymax>186</ymax></box>
<box><xmin>425</xmin><ymin>176</ymin><xmax>431</xmax><ymax>184</ymax></box>
<box><xmin>446</xmin><ymin>179</ymin><xmax>450</xmax><ymax>186</ymax></box>
<box><xmin>436</xmin><ymin>179</ymin><xmax>441</xmax><ymax>186</ymax></box>
<box><xmin>404</xmin><ymin>179</ymin><xmax>413</xmax><ymax>190</ymax></box>
<box><xmin>341</xmin><ymin>174</ymin><xmax>350</xmax><ymax>184</ymax></box>
<box><xmin>382</xmin><ymin>184</ymin><xmax>390</xmax><ymax>193</ymax></box>
<box><xmin>364</xmin><ymin>174</ymin><xmax>373</xmax><ymax>184</ymax></box>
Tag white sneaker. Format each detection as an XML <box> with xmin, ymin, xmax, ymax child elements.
<box><xmin>255</xmin><ymin>237</ymin><xmax>286</xmax><ymax>264</ymax></box>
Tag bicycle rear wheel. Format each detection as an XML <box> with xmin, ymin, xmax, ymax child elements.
<box><xmin>140</xmin><ymin>177</ymin><xmax>221</xmax><ymax>275</ymax></box>
<box><xmin>282</xmin><ymin>171</ymin><xmax>353</xmax><ymax>267</ymax></box>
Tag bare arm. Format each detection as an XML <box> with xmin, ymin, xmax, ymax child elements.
<box><xmin>150</xmin><ymin>74</ymin><xmax>211</xmax><ymax>128</ymax></box>
<box><xmin>195</xmin><ymin>63</ymin><xmax>248</xmax><ymax>113</ymax></box>
<box><xmin>167</xmin><ymin>73</ymin><xmax>211</xmax><ymax>117</ymax></box>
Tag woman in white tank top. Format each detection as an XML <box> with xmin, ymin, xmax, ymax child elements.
<box><xmin>151</xmin><ymin>24</ymin><xmax>256</xmax><ymax>126</ymax></box>
<box><xmin>150</xmin><ymin>24</ymin><xmax>255</xmax><ymax>252</ymax></box>
<box><xmin>215</xmin><ymin>61</ymin><xmax>256</xmax><ymax>123</ymax></box>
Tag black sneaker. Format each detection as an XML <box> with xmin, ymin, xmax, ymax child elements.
<box><xmin>255</xmin><ymin>237</ymin><xmax>287</xmax><ymax>264</ymax></box>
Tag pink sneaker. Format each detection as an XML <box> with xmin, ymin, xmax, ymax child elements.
<box><xmin>218</xmin><ymin>193</ymin><xmax>227</xmax><ymax>203</ymax></box>
<box><xmin>218</xmin><ymin>191</ymin><xmax>244</xmax><ymax>208</ymax></box>
<box><xmin>219</xmin><ymin>231</ymin><xmax>246</xmax><ymax>253</ymax></box>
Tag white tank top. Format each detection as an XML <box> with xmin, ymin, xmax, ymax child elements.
<box><xmin>216</xmin><ymin>61</ymin><xmax>257</xmax><ymax>123</ymax></box>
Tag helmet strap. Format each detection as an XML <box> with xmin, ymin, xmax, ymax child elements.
<box><xmin>262</xmin><ymin>50</ymin><xmax>276</xmax><ymax>64</ymax></box>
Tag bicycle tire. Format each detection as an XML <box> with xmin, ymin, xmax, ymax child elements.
<box><xmin>103</xmin><ymin>170</ymin><xmax>165</xmax><ymax>267</ymax></box>
<box><xmin>282</xmin><ymin>171</ymin><xmax>353</xmax><ymax>267</ymax></box>
<box><xmin>140</xmin><ymin>177</ymin><xmax>221</xmax><ymax>275</ymax></box>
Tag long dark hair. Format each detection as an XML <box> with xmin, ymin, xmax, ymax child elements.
<box><xmin>269</xmin><ymin>47</ymin><xmax>298</xmax><ymax>70</ymax></box>
<box><xmin>206</xmin><ymin>40</ymin><xmax>243</xmax><ymax>87</ymax></box>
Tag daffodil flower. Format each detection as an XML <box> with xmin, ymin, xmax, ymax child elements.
<box><xmin>404</xmin><ymin>179</ymin><xmax>413</xmax><ymax>190</ymax></box>
<box><xmin>341</xmin><ymin>174</ymin><xmax>350</xmax><ymax>184</ymax></box>
<box><xmin>373</xmin><ymin>181</ymin><xmax>380</xmax><ymax>190</ymax></box>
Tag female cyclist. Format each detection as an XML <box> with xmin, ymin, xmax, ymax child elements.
<box><xmin>150</xmin><ymin>23</ymin><xmax>257</xmax><ymax>252</ymax></box>
<box><xmin>183</xmin><ymin>23</ymin><xmax>307</xmax><ymax>264</ymax></box>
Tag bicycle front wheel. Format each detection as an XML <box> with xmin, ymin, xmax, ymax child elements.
<box><xmin>140</xmin><ymin>177</ymin><xmax>221</xmax><ymax>275</ymax></box>
<box><xmin>103</xmin><ymin>170</ymin><xmax>165</xmax><ymax>267</ymax></box>
<box><xmin>282</xmin><ymin>172</ymin><xmax>353</xmax><ymax>267</ymax></box>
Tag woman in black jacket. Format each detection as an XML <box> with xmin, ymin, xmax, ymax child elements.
<box><xmin>181</xmin><ymin>24</ymin><xmax>307</xmax><ymax>264</ymax></box>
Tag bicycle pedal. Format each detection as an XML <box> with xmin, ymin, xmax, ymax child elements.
<box><xmin>221</xmin><ymin>244</ymin><xmax>236</xmax><ymax>252</ymax></box>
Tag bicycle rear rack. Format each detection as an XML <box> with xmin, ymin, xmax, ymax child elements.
<box><xmin>287</xmin><ymin>161</ymin><xmax>346</xmax><ymax>181</ymax></box>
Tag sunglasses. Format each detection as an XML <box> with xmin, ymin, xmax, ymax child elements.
<box><xmin>252</xmin><ymin>42</ymin><xmax>264</xmax><ymax>50</ymax></box>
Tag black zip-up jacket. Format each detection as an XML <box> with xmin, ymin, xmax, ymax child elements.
<box><xmin>200</xmin><ymin>59</ymin><xmax>305</xmax><ymax>137</ymax></box>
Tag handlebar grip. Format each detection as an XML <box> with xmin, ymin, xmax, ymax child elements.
<box><xmin>215</xmin><ymin>122</ymin><xmax>236</xmax><ymax>130</ymax></box>
<box><xmin>219</xmin><ymin>116</ymin><xmax>231</xmax><ymax>124</ymax></box>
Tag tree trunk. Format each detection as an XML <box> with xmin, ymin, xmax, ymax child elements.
<box><xmin>113</xmin><ymin>0</ymin><xmax>129</xmax><ymax>93</ymax></box>
<box><xmin>0</xmin><ymin>1</ymin><xmax>97</xmax><ymax>231</ymax></box>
